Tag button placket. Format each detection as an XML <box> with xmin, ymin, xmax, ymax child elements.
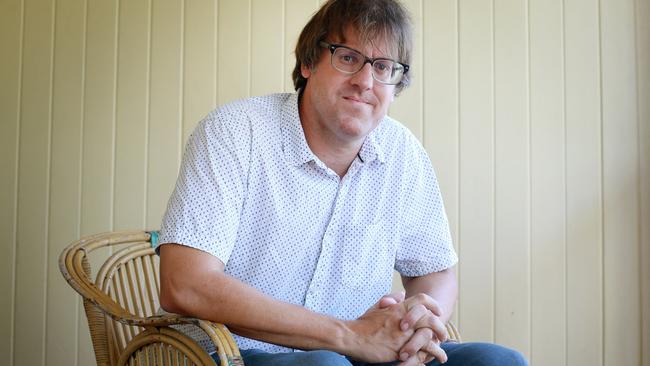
<box><xmin>305</xmin><ymin>176</ymin><xmax>352</xmax><ymax>310</ymax></box>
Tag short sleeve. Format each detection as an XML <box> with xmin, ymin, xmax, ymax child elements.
<box><xmin>395</xmin><ymin>136</ymin><xmax>458</xmax><ymax>276</ymax></box>
<box><xmin>158</xmin><ymin>105</ymin><xmax>252</xmax><ymax>264</ymax></box>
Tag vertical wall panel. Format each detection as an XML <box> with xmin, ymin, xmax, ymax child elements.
<box><xmin>183</xmin><ymin>0</ymin><xmax>217</xmax><ymax>144</ymax></box>
<box><xmin>421</xmin><ymin>0</ymin><xmax>459</xmax><ymax>325</ymax></box>
<box><xmin>80</xmin><ymin>0</ymin><xmax>118</xmax><ymax>236</ymax></box>
<box><xmin>45</xmin><ymin>0</ymin><xmax>85</xmax><ymax>365</ymax></box>
<box><xmin>146</xmin><ymin>0</ymin><xmax>183</xmax><ymax>228</ymax></box>
<box><xmin>637</xmin><ymin>0</ymin><xmax>650</xmax><ymax>364</ymax></box>
<box><xmin>390</xmin><ymin>0</ymin><xmax>423</xmax><ymax>140</ymax></box>
<box><xmin>564</xmin><ymin>0</ymin><xmax>603</xmax><ymax>365</ymax></box>
<box><xmin>79</xmin><ymin>0</ymin><xmax>118</xmax><ymax>363</ymax></box>
<box><xmin>218</xmin><ymin>0</ymin><xmax>250</xmax><ymax>105</ymax></box>
<box><xmin>422</xmin><ymin>0</ymin><xmax>459</xmax><ymax>240</ymax></box>
<box><xmin>0</xmin><ymin>0</ymin><xmax>22</xmax><ymax>364</ymax></box>
<box><xmin>113</xmin><ymin>0</ymin><xmax>150</xmax><ymax>231</ymax></box>
<box><xmin>13</xmin><ymin>0</ymin><xmax>54</xmax><ymax>365</ymax></box>
<box><xmin>283</xmin><ymin>0</ymin><xmax>318</xmax><ymax>92</ymax></box>
<box><xmin>529</xmin><ymin>0</ymin><xmax>566</xmax><ymax>365</ymax></box>
<box><xmin>3</xmin><ymin>1</ymin><xmax>648</xmax><ymax>365</ymax></box>
<box><xmin>601</xmin><ymin>0</ymin><xmax>641</xmax><ymax>365</ymax></box>
<box><xmin>494</xmin><ymin>0</ymin><xmax>530</xmax><ymax>357</ymax></box>
<box><xmin>251</xmin><ymin>0</ymin><xmax>284</xmax><ymax>96</ymax></box>
<box><xmin>458</xmin><ymin>0</ymin><xmax>495</xmax><ymax>341</ymax></box>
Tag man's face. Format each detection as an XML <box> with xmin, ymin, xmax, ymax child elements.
<box><xmin>300</xmin><ymin>27</ymin><xmax>397</xmax><ymax>146</ymax></box>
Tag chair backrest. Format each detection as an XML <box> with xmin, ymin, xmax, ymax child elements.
<box><xmin>97</xmin><ymin>241</ymin><xmax>161</xmax><ymax>362</ymax></box>
<box><xmin>60</xmin><ymin>231</ymin><xmax>161</xmax><ymax>365</ymax></box>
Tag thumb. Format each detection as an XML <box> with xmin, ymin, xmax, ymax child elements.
<box><xmin>377</xmin><ymin>291</ymin><xmax>406</xmax><ymax>309</ymax></box>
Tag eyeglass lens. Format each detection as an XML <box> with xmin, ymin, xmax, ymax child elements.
<box><xmin>331</xmin><ymin>47</ymin><xmax>404</xmax><ymax>85</ymax></box>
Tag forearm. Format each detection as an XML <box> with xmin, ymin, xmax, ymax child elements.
<box><xmin>159</xmin><ymin>245</ymin><xmax>351</xmax><ymax>353</ymax></box>
<box><xmin>188</xmin><ymin>277</ymin><xmax>348</xmax><ymax>349</ymax></box>
<box><xmin>401</xmin><ymin>267</ymin><xmax>457</xmax><ymax>324</ymax></box>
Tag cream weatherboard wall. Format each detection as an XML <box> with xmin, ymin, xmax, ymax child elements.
<box><xmin>0</xmin><ymin>0</ymin><xmax>648</xmax><ymax>365</ymax></box>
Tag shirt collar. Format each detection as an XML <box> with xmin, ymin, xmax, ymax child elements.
<box><xmin>281</xmin><ymin>92</ymin><xmax>317</xmax><ymax>166</ymax></box>
<box><xmin>358</xmin><ymin>122</ymin><xmax>386</xmax><ymax>164</ymax></box>
<box><xmin>281</xmin><ymin>91</ymin><xmax>386</xmax><ymax>166</ymax></box>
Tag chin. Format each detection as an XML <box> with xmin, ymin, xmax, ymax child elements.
<box><xmin>340</xmin><ymin>122</ymin><xmax>373</xmax><ymax>139</ymax></box>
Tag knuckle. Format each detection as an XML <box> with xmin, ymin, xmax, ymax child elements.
<box><xmin>415</xmin><ymin>293</ymin><xmax>428</xmax><ymax>302</ymax></box>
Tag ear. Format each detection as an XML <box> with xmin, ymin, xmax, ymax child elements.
<box><xmin>301</xmin><ymin>63</ymin><xmax>312</xmax><ymax>79</ymax></box>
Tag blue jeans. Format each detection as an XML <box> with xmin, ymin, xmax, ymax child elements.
<box><xmin>212</xmin><ymin>342</ymin><xmax>528</xmax><ymax>365</ymax></box>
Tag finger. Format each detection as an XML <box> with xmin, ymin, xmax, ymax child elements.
<box><xmin>419</xmin><ymin>349</ymin><xmax>435</xmax><ymax>364</ymax></box>
<box><xmin>396</xmin><ymin>353</ymin><xmax>426</xmax><ymax>366</ymax></box>
<box><xmin>376</xmin><ymin>291</ymin><xmax>406</xmax><ymax>309</ymax></box>
<box><xmin>383</xmin><ymin>291</ymin><xmax>406</xmax><ymax>305</ymax></box>
<box><xmin>421</xmin><ymin>341</ymin><xmax>447</xmax><ymax>364</ymax></box>
<box><xmin>413</xmin><ymin>314</ymin><xmax>448</xmax><ymax>343</ymax></box>
<box><xmin>404</xmin><ymin>293</ymin><xmax>443</xmax><ymax>317</ymax></box>
<box><xmin>400</xmin><ymin>304</ymin><xmax>429</xmax><ymax>331</ymax></box>
<box><xmin>399</xmin><ymin>328</ymin><xmax>433</xmax><ymax>361</ymax></box>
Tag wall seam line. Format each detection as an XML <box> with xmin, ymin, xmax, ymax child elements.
<box><xmin>11</xmin><ymin>0</ymin><xmax>26</xmax><ymax>364</ymax></box>
<box><xmin>9</xmin><ymin>0</ymin><xmax>25</xmax><ymax>365</ymax></box>
<box><xmin>491</xmin><ymin>0</ymin><xmax>496</xmax><ymax>344</ymax></box>
<box><xmin>632</xmin><ymin>0</ymin><xmax>644</xmax><ymax>362</ymax></box>
<box><xmin>526</xmin><ymin>0</ymin><xmax>534</xmax><ymax>360</ymax></box>
<box><xmin>110</xmin><ymin>0</ymin><xmax>120</xmax><ymax>234</ymax></box>
<box><xmin>178</xmin><ymin>0</ymin><xmax>185</xmax><ymax>192</ymax></box>
<box><xmin>76</xmin><ymin>0</ymin><xmax>89</xmax><ymax>363</ymax></box>
<box><xmin>596</xmin><ymin>0</ymin><xmax>605</xmax><ymax>364</ymax></box>
<box><xmin>419</xmin><ymin>0</ymin><xmax>424</xmax><ymax>140</ymax></box>
<box><xmin>282</xmin><ymin>0</ymin><xmax>286</xmax><ymax>92</ymax></box>
<box><xmin>525</xmin><ymin>0</ymin><xmax>532</xmax><ymax>358</ymax></box>
<box><xmin>215</xmin><ymin>0</ymin><xmax>220</xmax><ymax>105</ymax></box>
<box><xmin>453</xmin><ymin>0</ymin><xmax>460</xmax><ymax>326</ymax></box>
<box><xmin>143</xmin><ymin>0</ymin><xmax>153</xmax><ymax>230</ymax></box>
<box><xmin>42</xmin><ymin>0</ymin><xmax>57</xmax><ymax>363</ymax></box>
<box><xmin>248</xmin><ymin>0</ymin><xmax>252</xmax><ymax>98</ymax></box>
<box><xmin>560</xmin><ymin>0</ymin><xmax>568</xmax><ymax>364</ymax></box>
<box><xmin>421</xmin><ymin>0</ymin><xmax>426</xmax><ymax>147</ymax></box>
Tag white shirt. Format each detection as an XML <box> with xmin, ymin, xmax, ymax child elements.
<box><xmin>159</xmin><ymin>92</ymin><xmax>457</xmax><ymax>353</ymax></box>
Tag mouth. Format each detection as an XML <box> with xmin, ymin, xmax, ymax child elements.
<box><xmin>343</xmin><ymin>96</ymin><xmax>372</xmax><ymax>106</ymax></box>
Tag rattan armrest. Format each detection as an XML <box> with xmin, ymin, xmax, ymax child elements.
<box><xmin>120</xmin><ymin>314</ymin><xmax>243</xmax><ymax>366</ymax></box>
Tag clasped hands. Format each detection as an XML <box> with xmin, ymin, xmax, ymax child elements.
<box><xmin>348</xmin><ymin>292</ymin><xmax>448</xmax><ymax>366</ymax></box>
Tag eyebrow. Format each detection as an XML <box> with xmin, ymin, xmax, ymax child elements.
<box><xmin>327</xmin><ymin>42</ymin><xmax>398</xmax><ymax>62</ymax></box>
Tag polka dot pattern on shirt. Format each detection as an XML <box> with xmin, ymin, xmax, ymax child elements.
<box><xmin>159</xmin><ymin>92</ymin><xmax>458</xmax><ymax>353</ymax></box>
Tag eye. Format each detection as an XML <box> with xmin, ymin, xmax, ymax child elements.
<box><xmin>337</xmin><ymin>50</ymin><xmax>361</xmax><ymax>65</ymax></box>
<box><xmin>373</xmin><ymin>60</ymin><xmax>393</xmax><ymax>74</ymax></box>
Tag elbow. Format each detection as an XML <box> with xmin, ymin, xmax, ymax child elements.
<box><xmin>159</xmin><ymin>265</ymin><xmax>194</xmax><ymax>315</ymax></box>
<box><xmin>159</xmin><ymin>285</ymin><xmax>184</xmax><ymax>315</ymax></box>
<box><xmin>157</xmin><ymin>243</ymin><xmax>227</xmax><ymax>317</ymax></box>
<box><xmin>159</xmin><ymin>278</ymin><xmax>187</xmax><ymax>315</ymax></box>
<box><xmin>158</xmin><ymin>243</ymin><xmax>196</xmax><ymax>315</ymax></box>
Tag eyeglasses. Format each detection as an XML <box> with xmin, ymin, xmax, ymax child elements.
<box><xmin>319</xmin><ymin>41</ymin><xmax>409</xmax><ymax>85</ymax></box>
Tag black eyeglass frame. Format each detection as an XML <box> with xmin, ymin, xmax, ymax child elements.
<box><xmin>319</xmin><ymin>41</ymin><xmax>410</xmax><ymax>85</ymax></box>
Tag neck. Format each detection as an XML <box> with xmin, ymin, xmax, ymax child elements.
<box><xmin>311</xmin><ymin>141</ymin><xmax>360</xmax><ymax>177</ymax></box>
<box><xmin>298</xmin><ymin>93</ymin><xmax>363</xmax><ymax>177</ymax></box>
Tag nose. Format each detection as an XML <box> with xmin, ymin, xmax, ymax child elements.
<box><xmin>349</xmin><ymin>62</ymin><xmax>374</xmax><ymax>90</ymax></box>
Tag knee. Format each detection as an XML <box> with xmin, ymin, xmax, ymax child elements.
<box><xmin>448</xmin><ymin>343</ymin><xmax>528</xmax><ymax>366</ymax></box>
<box><xmin>301</xmin><ymin>350</ymin><xmax>351</xmax><ymax>366</ymax></box>
<box><xmin>495</xmin><ymin>347</ymin><xmax>528</xmax><ymax>366</ymax></box>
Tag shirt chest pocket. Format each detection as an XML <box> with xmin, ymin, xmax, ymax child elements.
<box><xmin>337</xmin><ymin>222</ymin><xmax>397</xmax><ymax>290</ymax></box>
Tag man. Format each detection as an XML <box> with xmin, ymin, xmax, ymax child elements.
<box><xmin>158</xmin><ymin>0</ymin><xmax>528</xmax><ymax>365</ymax></box>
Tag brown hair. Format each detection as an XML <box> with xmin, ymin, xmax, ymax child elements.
<box><xmin>292</xmin><ymin>0</ymin><xmax>413</xmax><ymax>94</ymax></box>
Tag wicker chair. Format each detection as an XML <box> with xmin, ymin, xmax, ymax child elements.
<box><xmin>59</xmin><ymin>230</ymin><xmax>243</xmax><ymax>366</ymax></box>
<box><xmin>60</xmin><ymin>230</ymin><xmax>461</xmax><ymax>366</ymax></box>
